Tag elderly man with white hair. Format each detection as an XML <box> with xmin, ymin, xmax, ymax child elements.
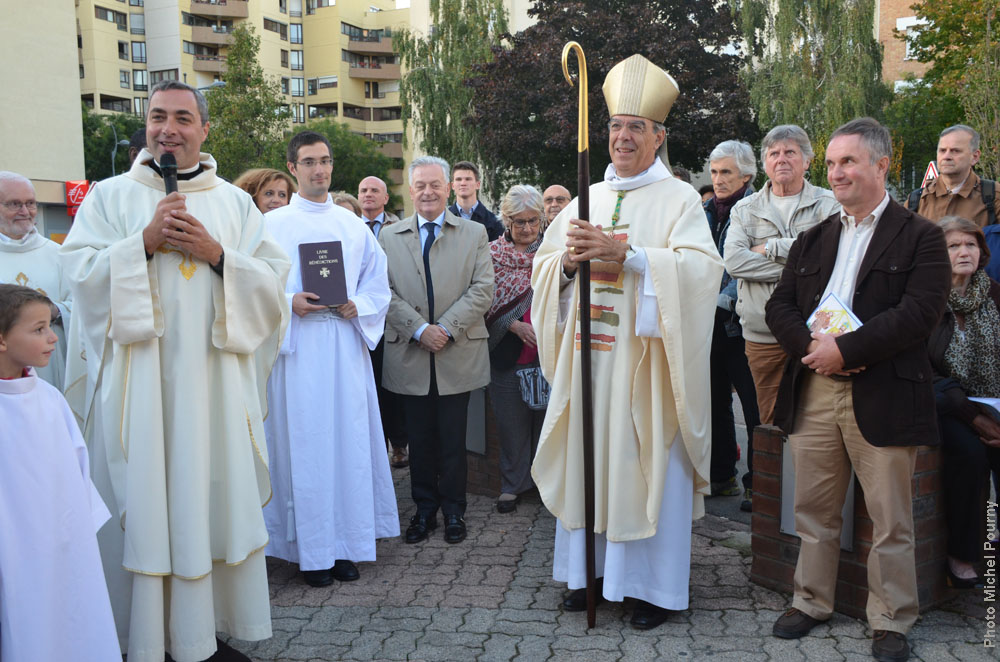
<box><xmin>0</xmin><ymin>171</ymin><xmax>72</xmax><ymax>388</ymax></box>
<box><xmin>723</xmin><ymin>127</ymin><xmax>839</xmax><ymax>512</ymax></box>
<box><xmin>703</xmin><ymin>141</ymin><xmax>761</xmax><ymax>510</ymax></box>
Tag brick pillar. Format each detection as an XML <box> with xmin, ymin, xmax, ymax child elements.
<box><xmin>750</xmin><ymin>425</ymin><xmax>950</xmax><ymax>619</ymax></box>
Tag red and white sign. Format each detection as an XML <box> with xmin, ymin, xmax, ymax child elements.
<box><xmin>921</xmin><ymin>161</ymin><xmax>939</xmax><ymax>189</ymax></box>
<box><xmin>65</xmin><ymin>180</ymin><xmax>89</xmax><ymax>217</ymax></box>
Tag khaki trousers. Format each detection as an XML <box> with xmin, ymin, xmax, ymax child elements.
<box><xmin>789</xmin><ymin>372</ymin><xmax>919</xmax><ymax>633</ymax></box>
<box><xmin>744</xmin><ymin>340</ymin><xmax>787</xmax><ymax>426</ymax></box>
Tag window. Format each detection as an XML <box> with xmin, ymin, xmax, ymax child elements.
<box><xmin>290</xmin><ymin>77</ymin><xmax>304</xmax><ymax>97</ymax></box>
<box><xmin>134</xmin><ymin>97</ymin><xmax>147</xmax><ymax>115</ymax></box>
<box><xmin>182</xmin><ymin>12</ymin><xmax>212</xmax><ymax>27</ymax></box>
<box><xmin>280</xmin><ymin>49</ymin><xmax>289</xmax><ymax>67</ymax></box>
<box><xmin>896</xmin><ymin>16</ymin><xmax>928</xmax><ymax>60</ymax></box>
<box><xmin>150</xmin><ymin>69</ymin><xmax>178</xmax><ymax>85</ymax></box>
<box><xmin>78</xmin><ymin>34</ymin><xmax>83</xmax><ymax>49</ymax></box>
<box><xmin>120</xmin><ymin>70</ymin><xmax>131</xmax><ymax>88</ymax></box>
<box><xmin>184</xmin><ymin>41</ymin><xmax>217</xmax><ymax>56</ymax></box>
<box><xmin>290</xmin><ymin>24</ymin><xmax>302</xmax><ymax>44</ymax></box>
<box><xmin>118</xmin><ymin>41</ymin><xmax>129</xmax><ymax>60</ymax></box>
<box><xmin>279</xmin><ymin>0</ymin><xmax>287</xmax><ymax>12</ymax></box>
<box><xmin>96</xmin><ymin>6</ymin><xmax>128</xmax><ymax>30</ymax></box>
<box><xmin>306</xmin><ymin>0</ymin><xmax>331</xmax><ymax>14</ymax></box>
<box><xmin>100</xmin><ymin>96</ymin><xmax>131</xmax><ymax>113</ymax></box>
<box><xmin>129</xmin><ymin>0</ymin><xmax>144</xmax><ymax>5</ymax></box>
<box><xmin>317</xmin><ymin>75</ymin><xmax>337</xmax><ymax>89</ymax></box>
<box><xmin>133</xmin><ymin>69</ymin><xmax>148</xmax><ymax>91</ymax></box>
<box><xmin>281</xmin><ymin>77</ymin><xmax>289</xmax><ymax>94</ymax></box>
<box><xmin>130</xmin><ymin>13</ymin><xmax>144</xmax><ymax>34</ymax></box>
<box><xmin>372</xmin><ymin>132</ymin><xmax>403</xmax><ymax>143</ymax></box>
<box><xmin>290</xmin><ymin>50</ymin><xmax>303</xmax><ymax>70</ymax></box>
<box><xmin>292</xmin><ymin>103</ymin><xmax>305</xmax><ymax>124</ymax></box>
<box><xmin>308</xmin><ymin>104</ymin><xmax>338</xmax><ymax>119</ymax></box>
<box><xmin>307</xmin><ymin>78</ymin><xmax>317</xmax><ymax>95</ymax></box>
<box><xmin>263</xmin><ymin>18</ymin><xmax>287</xmax><ymax>40</ymax></box>
<box><xmin>131</xmin><ymin>41</ymin><xmax>146</xmax><ymax>63</ymax></box>
<box><xmin>373</xmin><ymin>106</ymin><xmax>402</xmax><ymax>121</ymax></box>
<box><xmin>79</xmin><ymin>65</ymin><xmax>85</xmax><ymax>79</ymax></box>
<box><xmin>341</xmin><ymin>22</ymin><xmax>364</xmax><ymax>39</ymax></box>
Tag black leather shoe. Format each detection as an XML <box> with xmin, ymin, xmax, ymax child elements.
<box><xmin>562</xmin><ymin>578</ymin><xmax>605</xmax><ymax>612</ymax></box>
<box><xmin>872</xmin><ymin>630</ymin><xmax>910</xmax><ymax>662</ymax></box>
<box><xmin>496</xmin><ymin>494</ymin><xmax>519</xmax><ymax>513</ymax></box>
<box><xmin>772</xmin><ymin>607</ymin><xmax>825</xmax><ymax>639</ymax></box>
<box><xmin>204</xmin><ymin>638</ymin><xmax>251</xmax><ymax>662</ymax></box>
<box><xmin>946</xmin><ymin>566</ymin><xmax>984</xmax><ymax>589</ymax></box>
<box><xmin>332</xmin><ymin>559</ymin><xmax>360</xmax><ymax>582</ymax></box>
<box><xmin>405</xmin><ymin>514</ymin><xmax>438</xmax><ymax>543</ymax></box>
<box><xmin>302</xmin><ymin>569</ymin><xmax>334</xmax><ymax>587</ymax></box>
<box><xmin>630</xmin><ymin>600</ymin><xmax>670</xmax><ymax>630</ymax></box>
<box><xmin>443</xmin><ymin>514</ymin><xmax>466</xmax><ymax>543</ymax></box>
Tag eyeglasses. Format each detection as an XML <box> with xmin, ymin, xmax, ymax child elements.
<box><xmin>510</xmin><ymin>217</ymin><xmax>541</xmax><ymax>229</ymax></box>
<box><xmin>1</xmin><ymin>200</ymin><xmax>37</xmax><ymax>211</ymax></box>
<box><xmin>295</xmin><ymin>158</ymin><xmax>333</xmax><ymax>168</ymax></box>
<box><xmin>607</xmin><ymin>120</ymin><xmax>650</xmax><ymax>134</ymax></box>
<box><xmin>544</xmin><ymin>196</ymin><xmax>570</xmax><ymax>205</ymax></box>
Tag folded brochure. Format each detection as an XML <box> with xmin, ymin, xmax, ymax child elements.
<box><xmin>806</xmin><ymin>292</ymin><xmax>863</xmax><ymax>335</ymax></box>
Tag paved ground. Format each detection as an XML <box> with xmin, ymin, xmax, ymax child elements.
<box><xmin>227</xmin><ymin>457</ymin><xmax>994</xmax><ymax>662</ymax></box>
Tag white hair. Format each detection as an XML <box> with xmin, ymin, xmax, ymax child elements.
<box><xmin>408</xmin><ymin>156</ymin><xmax>450</xmax><ymax>182</ymax></box>
<box><xmin>0</xmin><ymin>171</ymin><xmax>34</xmax><ymax>191</ymax></box>
<box><xmin>709</xmin><ymin>140</ymin><xmax>757</xmax><ymax>179</ymax></box>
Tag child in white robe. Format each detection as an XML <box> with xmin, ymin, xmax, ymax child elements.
<box><xmin>0</xmin><ymin>284</ymin><xmax>120</xmax><ymax>661</ymax></box>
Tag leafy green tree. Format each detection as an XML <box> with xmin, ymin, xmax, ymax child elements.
<box><xmin>395</xmin><ymin>0</ymin><xmax>508</xmax><ymax>177</ymax></box>
<box><xmin>469</xmin><ymin>0</ymin><xmax>759</xmax><ymax>196</ymax></box>
<box><xmin>735</xmin><ymin>0</ymin><xmax>892</xmax><ymax>181</ymax></box>
<box><xmin>202</xmin><ymin>24</ymin><xmax>289</xmax><ymax>181</ymax></box>
<box><xmin>905</xmin><ymin>0</ymin><xmax>993</xmax><ymax>92</ymax></box>
<box><xmin>81</xmin><ymin>104</ymin><xmax>146</xmax><ymax>182</ymax></box>
<box><xmin>262</xmin><ymin>120</ymin><xmax>403</xmax><ymax>210</ymax></box>
<box><xmin>882</xmin><ymin>77</ymin><xmax>962</xmax><ymax>194</ymax></box>
<box><xmin>957</xmin><ymin>11</ymin><xmax>1000</xmax><ymax>181</ymax></box>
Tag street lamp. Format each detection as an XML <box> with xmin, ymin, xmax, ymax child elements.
<box><xmin>110</xmin><ymin>125</ymin><xmax>131</xmax><ymax>177</ymax></box>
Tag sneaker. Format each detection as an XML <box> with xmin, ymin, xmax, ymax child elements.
<box><xmin>711</xmin><ymin>475</ymin><xmax>741</xmax><ymax>497</ymax></box>
<box><xmin>740</xmin><ymin>489</ymin><xmax>752</xmax><ymax>512</ymax></box>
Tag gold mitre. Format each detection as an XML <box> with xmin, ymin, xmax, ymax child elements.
<box><xmin>602</xmin><ymin>54</ymin><xmax>679</xmax><ymax>123</ymax></box>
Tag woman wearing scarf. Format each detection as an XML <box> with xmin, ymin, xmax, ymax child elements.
<box><xmin>928</xmin><ymin>215</ymin><xmax>1000</xmax><ymax>589</ymax></box>
<box><xmin>485</xmin><ymin>185</ymin><xmax>548</xmax><ymax>513</ymax></box>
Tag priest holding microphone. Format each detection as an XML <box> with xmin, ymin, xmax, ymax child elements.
<box><xmin>61</xmin><ymin>79</ymin><xmax>289</xmax><ymax>662</ymax></box>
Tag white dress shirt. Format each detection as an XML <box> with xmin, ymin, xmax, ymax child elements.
<box><xmin>820</xmin><ymin>191</ymin><xmax>891</xmax><ymax>310</ymax></box>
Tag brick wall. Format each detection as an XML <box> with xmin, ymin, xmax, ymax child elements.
<box><xmin>750</xmin><ymin>425</ymin><xmax>950</xmax><ymax>619</ymax></box>
<box><xmin>878</xmin><ymin>0</ymin><xmax>931</xmax><ymax>84</ymax></box>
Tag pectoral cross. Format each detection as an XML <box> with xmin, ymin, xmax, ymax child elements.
<box><xmin>320</xmin><ymin>267</ymin><xmax>330</xmax><ymax>278</ymax></box>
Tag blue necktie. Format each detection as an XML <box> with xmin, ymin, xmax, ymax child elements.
<box><xmin>422</xmin><ymin>222</ymin><xmax>436</xmax><ymax>322</ymax></box>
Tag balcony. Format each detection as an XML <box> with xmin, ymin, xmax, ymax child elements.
<box><xmin>189</xmin><ymin>0</ymin><xmax>248</xmax><ymax>19</ymax></box>
<box><xmin>191</xmin><ymin>25</ymin><xmax>234</xmax><ymax>45</ymax></box>
<box><xmin>348</xmin><ymin>63</ymin><xmax>401</xmax><ymax>81</ymax></box>
<box><xmin>379</xmin><ymin>142</ymin><xmax>403</xmax><ymax>159</ymax></box>
<box><xmin>346</xmin><ymin>35</ymin><xmax>395</xmax><ymax>55</ymax></box>
<box><xmin>193</xmin><ymin>54</ymin><xmax>226</xmax><ymax>72</ymax></box>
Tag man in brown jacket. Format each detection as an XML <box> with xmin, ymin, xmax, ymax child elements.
<box><xmin>911</xmin><ymin>125</ymin><xmax>997</xmax><ymax>227</ymax></box>
<box><xmin>765</xmin><ymin>118</ymin><xmax>951</xmax><ymax>662</ymax></box>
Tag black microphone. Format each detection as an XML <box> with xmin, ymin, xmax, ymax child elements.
<box><xmin>160</xmin><ymin>152</ymin><xmax>178</xmax><ymax>195</ymax></box>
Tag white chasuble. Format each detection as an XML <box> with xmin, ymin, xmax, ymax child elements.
<box><xmin>532</xmin><ymin>171</ymin><xmax>722</xmax><ymax>541</ymax></box>
<box><xmin>0</xmin><ymin>230</ymin><xmax>73</xmax><ymax>388</ymax></box>
<box><xmin>0</xmin><ymin>371</ymin><xmax>119</xmax><ymax>662</ymax></box>
<box><xmin>263</xmin><ymin>194</ymin><xmax>399</xmax><ymax>569</ymax></box>
<box><xmin>60</xmin><ymin>150</ymin><xmax>290</xmax><ymax>662</ymax></box>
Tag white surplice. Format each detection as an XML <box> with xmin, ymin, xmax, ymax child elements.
<box><xmin>263</xmin><ymin>194</ymin><xmax>399</xmax><ymax>569</ymax></box>
<box><xmin>60</xmin><ymin>150</ymin><xmax>290</xmax><ymax>662</ymax></box>
<box><xmin>0</xmin><ymin>229</ymin><xmax>72</xmax><ymax>388</ymax></box>
<box><xmin>0</xmin><ymin>370</ymin><xmax>119</xmax><ymax>662</ymax></box>
<box><xmin>531</xmin><ymin>159</ymin><xmax>723</xmax><ymax>610</ymax></box>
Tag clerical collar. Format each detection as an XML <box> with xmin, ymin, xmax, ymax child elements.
<box><xmin>0</xmin><ymin>226</ymin><xmax>37</xmax><ymax>246</ymax></box>
<box><xmin>604</xmin><ymin>157</ymin><xmax>671</xmax><ymax>191</ymax></box>
<box><xmin>149</xmin><ymin>160</ymin><xmax>204</xmax><ymax>180</ymax></box>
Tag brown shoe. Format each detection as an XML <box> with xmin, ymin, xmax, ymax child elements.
<box><xmin>872</xmin><ymin>630</ymin><xmax>910</xmax><ymax>662</ymax></box>
<box><xmin>390</xmin><ymin>447</ymin><xmax>408</xmax><ymax>468</ymax></box>
<box><xmin>772</xmin><ymin>607</ymin><xmax>825</xmax><ymax>639</ymax></box>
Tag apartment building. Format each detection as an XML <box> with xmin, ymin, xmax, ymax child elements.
<box><xmin>875</xmin><ymin>0</ymin><xmax>931</xmax><ymax>88</ymax></box>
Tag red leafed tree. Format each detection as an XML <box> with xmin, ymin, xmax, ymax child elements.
<box><xmin>468</xmin><ymin>0</ymin><xmax>759</xmax><ymax>196</ymax></box>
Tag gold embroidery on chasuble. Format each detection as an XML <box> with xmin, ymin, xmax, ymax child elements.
<box><xmin>157</xmin><ymin>245</ymin><xmax>198</xmax><ymax>280</ymax></box>
<box><xmin>576</xmin><ymin>226</ymin><xmax>629</xmax><ymax>353</ymax></box>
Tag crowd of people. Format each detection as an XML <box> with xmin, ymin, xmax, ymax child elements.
<box><xmin>0</xmin><ymin>54</ymin><xmax>998</xmax><ymax>662</ymax></box>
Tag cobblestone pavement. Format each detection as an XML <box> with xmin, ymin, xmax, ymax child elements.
<box><xmin>228</xmin><ymin>467</ymin><xmax>994</xmax><ymax>662</ymax></box>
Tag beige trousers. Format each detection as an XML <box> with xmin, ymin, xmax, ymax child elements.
<box><xmin>789</xmin><ymin>372</ymin><xmax>919</xmax><ymax>633</ymax></box>
<box><xmin>744</xmin><ymin>340</ymin><xmax>787</xmax><ymax>426</ymax></box>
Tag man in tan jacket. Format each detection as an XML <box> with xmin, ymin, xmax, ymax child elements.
<box><xmin>379</xmin><ymin>156</ymin><xmax>494</xmax><ymax>545</ymax></box>
<box><xmin>910</xmin><ymin>125</ymin><xmax>997</xmax><ymax>227</ymax></box>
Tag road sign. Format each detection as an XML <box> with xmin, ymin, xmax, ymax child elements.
<box><xmin>921</xmin><ymin>161</ymin><xmax>939</xmax><ymax>189</ymax></box>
